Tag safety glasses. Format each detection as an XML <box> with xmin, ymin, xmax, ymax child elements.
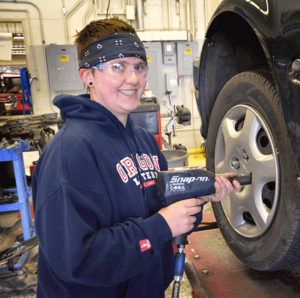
<box><xmin>92</xmin><ymin>61</ymin><xmax>148</xmax><ymax>79</ymax></box>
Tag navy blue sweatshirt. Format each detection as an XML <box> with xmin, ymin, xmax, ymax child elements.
<box><xmin>32</xmin><ymin>94</ymin><xmax>204</xmax><ymax>298</ymax></box>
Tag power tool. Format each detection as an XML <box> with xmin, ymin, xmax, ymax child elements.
<box><xmin>155</xmin><ymin>169</ymin><xmax>252</xmax><ymax>298</ymax></box>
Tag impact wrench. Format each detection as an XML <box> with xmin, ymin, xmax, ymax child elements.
<box><xmin>155</xmin><ymin>169</ymin><xmax>252</xmax><ymax>298</ymax></box>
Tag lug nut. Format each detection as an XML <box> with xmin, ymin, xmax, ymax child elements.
<box><xmin>231</xmin><ymin>160</ymin><xmax>240</xmax><ymax>170</ymax></box>
<box><xmin>242</xmin><ymin>149</ymin><xmax>249</xmax><ymax>161</ymax></box>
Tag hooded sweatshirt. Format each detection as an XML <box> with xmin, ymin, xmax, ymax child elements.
<box><xmin>32</xmin><ymin>94</ymin><xmax>204</xmax><ymax>298</ymax></box>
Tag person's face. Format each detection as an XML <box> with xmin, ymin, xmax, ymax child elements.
<box><xmin>82</xmin><ymin>57</ymin><xmax>147</xmax><ymax>125</ymax></box>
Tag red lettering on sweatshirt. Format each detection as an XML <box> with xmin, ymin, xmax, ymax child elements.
<box><xmin>121</xmin><ymin>157</ymin><xmax>138</xmax><ymax>178</ymax></box>
<box><xmin>143</xmin><ymin>180</ymin><xmax>156</xmax><ymax>188</ymax></box>
<box><xmin>116</xmin><ymin>163</ymin><xmax>128</xmax><ymax>182</ymax></box>
<box><xmin>136</xmin><ymin>154</ymin><xmax>148</xmax><ymax>170</ymax></box>
<box><xmin>143</xmin><ymin>154</ymin><xmax>154</xmax><ymax>170</ymax></box>
<box><xmin>151</xmin><ymin>155</ymin><xmax>160</xmax><ymax>171</ymax></box>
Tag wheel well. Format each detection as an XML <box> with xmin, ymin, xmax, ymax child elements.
<box><xmin>200</xmin><ymin>12</ymin><xmax>270</xmax><ymax>138</ymax></box>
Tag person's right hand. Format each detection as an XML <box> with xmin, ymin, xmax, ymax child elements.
<box><xmin>158</xmin><ymin>198</ymin><xmax>203</xmax><ymax>238</ymax></box>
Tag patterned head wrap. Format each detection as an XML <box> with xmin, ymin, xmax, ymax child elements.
<box><xmin>78</xmin><ymin>32</ymin><xmax>147</xmax><ymax>69</ymax></box>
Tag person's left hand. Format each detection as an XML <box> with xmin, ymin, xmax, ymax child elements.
<box><xmin>198</xmin><ymin>172</ymin><xmax>241</xmax><ymax>204</ymax></box>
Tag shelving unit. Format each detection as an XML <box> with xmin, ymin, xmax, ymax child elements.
<box><xmin>12</xmin><ymin>35</ymin><xmax>26</xmax><ymax>56</ymax></box>
<box><xmin>0</xmin><ymin>139</ymin><xmax>34</xmax><ymax>271</ymax></box>
<box><xmin>0</xmin><ymin>34</ymin><xmax>26</xmax><ymax>67</ymax></box>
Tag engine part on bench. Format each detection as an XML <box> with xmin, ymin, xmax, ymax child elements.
<box><xmin>0</xmin><ymin>113</ymin><xmax>59</xmax><ymax>149</ymax></box>
<box><xmin>39</xmin><ymin>127</ymin><xmax>55</xmax><ymax>148</ymax></box>
<box><xmin>43</xmin><ymin>127</ymin><xmax>55</xmax><ymax>137</ymax></box>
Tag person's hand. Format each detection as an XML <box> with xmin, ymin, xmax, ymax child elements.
<box><xmin>198</xmin><ymin>172</ymin><xmax>241</xmax><ymax>204</ymax></box>
<box><xmin>158</xmin><ymin>198</ymin><xmax>203</xmax><ymax>238</ymax></box>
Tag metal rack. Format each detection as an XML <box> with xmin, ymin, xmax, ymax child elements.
<box><xmin>0</xmin><ymin>139</ymin><xmax>34</xmax><ymax>270</ymax></box>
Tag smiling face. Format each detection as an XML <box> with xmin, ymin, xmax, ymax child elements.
<box><xmin>79</xmin><ymin>57</ymin><xmax>147</xmax><ymax>126</ymax></box>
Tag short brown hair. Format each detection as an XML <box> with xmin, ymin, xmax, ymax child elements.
<box><xmin>74</xmin><ymin>17</ymin><xmax>137</xmax><ymax>60</ymax></box>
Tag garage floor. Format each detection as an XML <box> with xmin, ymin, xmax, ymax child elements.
<box><xmin>185</xmin><ymin>228</ymin><xmax>300</xmax><ymax>298</ymax></box>
<box><xmin>183</xmin><ymin>201</ymin><xmax>300</xmax><ymax>298</ymax></box>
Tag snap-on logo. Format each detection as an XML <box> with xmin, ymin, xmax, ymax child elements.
<box><xmin>139</xmin><ymin>239</ymin><xmax>151</xmax><ymax>252</ymax></box>
<box><xmin>170</xmin><ymin>176</ymin><xmax>209</xmax><ymax>192</ymax></box>
<box><xmin>170</xmin><ymin>176</ymin><xmax>209</xmax><ymax>184</ymax></box>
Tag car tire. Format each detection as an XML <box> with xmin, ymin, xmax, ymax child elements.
<box><xmin>206</xmin><ymin>70</ymin><xmax>300</xmax><ymax>271</ymax></box>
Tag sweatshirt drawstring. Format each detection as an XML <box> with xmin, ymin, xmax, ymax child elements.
<box><xmin>129</xmin><ymin>123</ymin><xmax>149</xmax><ymax>203</ymax></box>
<box><xmin>137</xmin><ymin>148</ymin><xmax>143</xmax><ymax>156</ymax></box>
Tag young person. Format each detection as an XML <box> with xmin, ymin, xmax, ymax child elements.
<box><xmin>32</xmin><ymin>17</ymin><xmax>240</xmax><ymax>298</ymax></box>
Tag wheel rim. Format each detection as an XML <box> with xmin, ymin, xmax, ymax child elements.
<box><xmin>215</xmin><ymin>105</ymin><xmax>280</xmax><ymax>238</ymax></box>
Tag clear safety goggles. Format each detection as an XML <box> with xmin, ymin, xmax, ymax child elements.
<box><xmin>92</xmin><ymin>61</ymin><xmax>148</xmax><ymax>79</ymax></box>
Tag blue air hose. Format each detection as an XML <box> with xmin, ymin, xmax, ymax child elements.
<box><xmin>172</xmin><ymin>245</ymin><xmax>186</xmax><ymax>298</ymax></box>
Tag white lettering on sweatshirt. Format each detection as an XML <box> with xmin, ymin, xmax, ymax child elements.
<box><xmin>117</xmin><ymin>154</ymin><xmax>160</xmax><ymax>187</ymax></box>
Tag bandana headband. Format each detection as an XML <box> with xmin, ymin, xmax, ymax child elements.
<box><xmin>78</xmin><ymin>32</ymin><xmax>147</xmax><ymax>70</ymax></box>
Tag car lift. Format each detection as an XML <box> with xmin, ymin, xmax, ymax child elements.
<box><xmin>185</xmin><ymin>204</ymin><xmax>300</xmax><ymax>298</ymax></box>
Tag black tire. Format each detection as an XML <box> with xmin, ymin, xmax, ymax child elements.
<box><xmin>206</xmin><ymin>70</ymin><xmax>300</xmax><ymax>271</ymax></box>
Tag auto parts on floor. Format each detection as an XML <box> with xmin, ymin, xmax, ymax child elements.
<box><xmin>0</xmin><ymin>260</ymin><xmax>37</xmax><ymax>297</ymax></box>
<box><xmin>0</xmin><ymin>220</ymin><xmax>23</xmax><ymax>254</ymax></box>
